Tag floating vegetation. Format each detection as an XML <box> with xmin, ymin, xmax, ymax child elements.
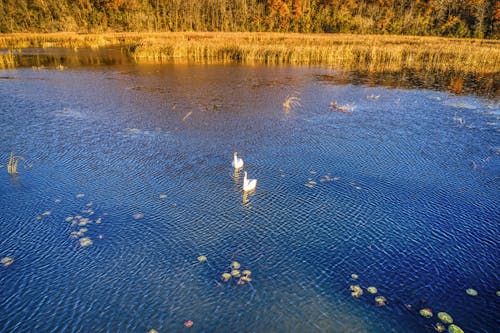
<box><xmin>466</xmin><ymin>288</ymin><xmax>478</xmax><ymax>296</ymax></box>
<box><xmin>374</xmin><ymin>296</ymin><xmax>387</xmax><ymax>307</ymax></box>
<box><xmin>366</xmin><ymin>286</ymin><xmax>378</xmax><ymax>294</ymax></box>
<box><xmin>447</xmin><ymin>324</ymin><xmax>464</xmax><ymax>333</ymax></box>
<box><xmin>283</xmin><ymin>96</ymin><xmax>300</xmax><ymax>111</ymax></box>
<box><xmin>1</xmin><ymin>257</ymin><xmax>14</xmax><ymax>267</ymax></box>
<box><xmin>133</xmin><ymin>213</ymin><xmax>144</xmax><ymax>220</ymax></box>
<box><xmin>221</xmin><ymin>272</ymin><xmax>232</xmax><ymax>282</ymax></box>
<box><xmin>231</xmin><ymin>261</ymin><xmax>240</xmax><ymax>269</ymax></box>
<box><xmin>197</xmin><ymin>255</ymin><xmax>207</xmax><ymax>262</ymax></box>
<box><xmin>351</xmin><ymin>274</ymin><xmax>359</xmax><ymax>279</ymax></box>
<box><xmin>419</xmin><ymin>308</ymin><xmax>433</xmax><ymax>318</ymax></box>
<box><xmin>434</xmin><ymin>322</ymin><xmax>446</xmax><ymax>332</ymax></box>
<box><xmin>231</xmin><ymin>270</ymin><xmax>241</xmax><ymax>277</ymax></box>
<box><xmin>240</xmin><ymin>276</ymin><xmax>252</xmax><ymax>283</ymax></box>
<box><xmin>437</xmin><ymin>312</ymin><xmax>453</xmax><ymax>324</ymax></box>
<box><xmin>184</xmin><ymin>320</ymin><xmax>194</xmax><ymax>328</ymax></box>
<box><xmin>329</xmin><ymin>101</ymin><xmax>354</xmax><ymax>113</ymax></box>
<box><xmin>79</xmin><ymin>237</ymin><xmax>93</xmax><ymax>247</ymax></box>
<box><xmin>350</xmin><ymin>285</ymin><xmax>363</xmax><ymax>298</ymax></box>
<box><xmin>242</xmin><ymin>270</ymin><xmax>251</xmax><ymax>276</ymax></box>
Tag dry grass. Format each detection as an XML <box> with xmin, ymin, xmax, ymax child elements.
<box><xmin>7</xmin><ymin>152</ymin><xmax>19</xmax><ymax>175</ymax></box>
<box><xmin>0</xmin><ymin>32</ymin><xmax>498</xmax><ymax>74</ymax></box>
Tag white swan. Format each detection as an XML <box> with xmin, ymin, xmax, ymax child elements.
<box><xmin>232</xmin><ymin>152</ymin><xmax>244</xmax><ymax>169</ymax></box>
<box><xmin>243</xmin><ymin>171</ymin><xmax>257</xmax><ymax>192</ymax></box>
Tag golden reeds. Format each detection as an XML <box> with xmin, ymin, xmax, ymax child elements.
<box><xmin>0</xmin><ymin>32</ymin><xmax>498</xmax><ymax>74</ymax></box>
<box><xmin>7</xmin><ymin>152</ymin><xmax>19</xmax><ymax>175</ymax></box>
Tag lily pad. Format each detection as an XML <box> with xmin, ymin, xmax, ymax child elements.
<box><xmin>434</xmin><ymin>322</ymin><xmax>446</xmax><ymax>332</ymax></box>
<box><xmin>231</xmin><ymin>261</ymin><xmax>240</xmax><ymax>269</ymax></box>
<box><xmin>197</xmin><ymin>255</ymin><xmax>207</xmax><ymax>262</ymax></box>
<box><xmin>466</xmin><ymin>288</ymin><xmax>478</xmax><ymax>296</ymax></box>
<box><xmin>374</xmin><ymin>296</ymin><xmax>387</xmax><ymax>307</ymax></box>
<box><xmin>240</xmin><ymin>276</ymin><xmax>252</xmax><ymax>283</ymax></box>
<box><xmin>231</xmin><ymin>269</ymin><xmax>241</xmax><ymax>277</ymax></box>
<box><xmin>350</xmin><ymin>285</ymin><xmax>363</xmax><ymax>298</ymax></box>
<box><xmin>221</xmin><ymin>273</ymin><xmax>231</xmax><ymax>282</ymax></box>
<box><xmin>242</xmin><ymin>270</ymin><xmax>252</xmax><ymax>276</ymax></box>
<box><xmin>437</xmin><ymin>312</ymin><xmax>453</xmax><ymax>324</ymax></box>
<box><xmin>1</xmin><ymin>257</ymin><xmax>14</xmax><ymax>267</ymax></box>
<box><xmin>367</xmin><ymin>286</ymin><xmax>378</xmax><ymax>294</ymax></box>
<box><xmin>79</xmin><ymin>237</ymin><xmax>93</xmax><ymax>247</ymax></box>
<box><xmin>448</xmin><ymin>324</ymin><xmax>464</xmax><ymax>333</ymax></box>
<box><xmin>419</xmin><ymin>308</ymin><xmax>433</xmax><ymax>318</ymax></box>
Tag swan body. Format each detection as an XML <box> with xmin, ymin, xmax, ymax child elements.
<box><xmin>232</xmin><ymin>152</ymin><xmax>244</xmax><ymax>169</ymax></box>
<box><xmin>243</xmin><ymin>171</ymin><xmax>257</xmax><ymax>192</ymax></box>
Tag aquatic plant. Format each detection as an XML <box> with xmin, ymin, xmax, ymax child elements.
<box><xmin>350</xmin><ymin>285</ymin><xmax>363</xmax><ymax>298</ymax></box>
<box><xmin>419</xmin><ymin>308</ymin><xmax>433</xmax><ymax>318</ymax></box>
<box><xmin>197</xmin><ymin>255</ymin><xmax>207</xmax><ymax>262</ymax></box>
<box><xmin>231</xmin><ymin>270</ymin><xmax>241</xmax><ymax>277</ymax></box>
<box><xmin>7</xmin><ymin>152</ymin><xmax>20</xmax><ymax>175</ymax></box>
<box><xmin>437</xmin><ymin>312</ymin><xmax>453</xmax><ymax>324</ymax></box>
<box><xmin>434</xmin><ymin>322</ymin><xmax>446</xmax><ymax>332</ymax></box>
<box><xmin>366</xmin><ymin>286</ymin><xmax>378</xmax><ymax>294</ymax></box>
<box><xmin>1</xmin><ymin>257</ymin><xmax>14</xmax><ymax>267</ymax></box>
<box><xmin>231</xmin><ymin>261</ymin><xmax>240</xmax><ymax>269</ymax></box>
<box><xmin>374</xmin><ymin>296</ymin><xmax>387</xmax><ymax>307</ymax></box>
<box><xmin>447</xmin><ymin>324</ymin><xmax>464</xmax><ymax>333</ymax></box>
<box><xmin>242</xmin><ymin>270</ymin><xmax>251</xmax><ymax>276</ymax></box>
<box><xmin>466</xmin><ymin>288</ymin><xmax>478</xmax><ymax>296</ymax></box>
<box><xmin>79</xmin><ymin>237</ymin><xmax>93</xmax><ymax>247</ymax></box>
<box><xmin>350</xmin><ymin>274</ymin><xmax>359</xmax><ymax>279</ymax></box>
<box><xmin>221</xmin><ymin>273</ymin><xmax>231</xmax><ymax>282</ymax></box>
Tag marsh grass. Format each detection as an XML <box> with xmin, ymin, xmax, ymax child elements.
<box><xmin>0</xmin><ymin>32</ymin><xmax>498</xmax><ymax>76</ymax></box>
<box><xmin>7</xmin><ymin>152</ymin><xmax>19</xmax><ymax>175</ymax></box>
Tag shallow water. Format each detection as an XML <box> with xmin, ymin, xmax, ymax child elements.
<box><xmin>0</xmin><ymin>62</ymin><xmax>499</xmax><ymax>333</ymax></box>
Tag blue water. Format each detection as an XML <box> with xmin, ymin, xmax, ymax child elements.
<box><xmin>0</xmin><ymin>63</ymin><xmax>499</xmax><ymax>333</ymax></box>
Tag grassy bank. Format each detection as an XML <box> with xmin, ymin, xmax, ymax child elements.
<box><xmin>0</xmin><ymin>32</ymin><xmax>499</xmax><ymax>74</ymax></box>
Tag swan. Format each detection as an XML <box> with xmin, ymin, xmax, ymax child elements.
<box><xmin>232</xmin><ymin>152</ymin><xmax>244</xmax><ymax>169</ymax></box>
<box><xmin>243</xmin><ymin>171</ymin><xmax>257</xmax><ymax>192</ymax></box>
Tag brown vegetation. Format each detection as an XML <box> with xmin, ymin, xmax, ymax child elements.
<box><xmin>3</xmin><ymin>32</ymin><xmax>498</xmax><ymax>75</ymax></box>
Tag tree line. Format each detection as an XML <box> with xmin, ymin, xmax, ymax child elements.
<box><xmin>1</xmin><ymin>0</ymin><xmax>498</xmax><ymax>38</ymax></box>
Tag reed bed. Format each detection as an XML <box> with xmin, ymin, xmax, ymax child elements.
<box><xmin>0</xmin><ymin>32</ymin><xmax>498</xmax><ymax>74</ymax></box>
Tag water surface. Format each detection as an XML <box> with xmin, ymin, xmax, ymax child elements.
<box><xmin>0</xmin><ymin>62</ymin><xmax>499</xmax><ymax>332</ymax></box>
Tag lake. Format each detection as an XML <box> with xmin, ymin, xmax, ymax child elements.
<box><xmin>0</xmin><ymin>56</ymin><xmax>499</xmax><ymax>332</ymax></box>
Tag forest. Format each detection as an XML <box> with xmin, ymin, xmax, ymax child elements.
<box><xmin>0</xmin><ymin>0</ymin><xmax>498</xmax><ymax>38</ymax></box>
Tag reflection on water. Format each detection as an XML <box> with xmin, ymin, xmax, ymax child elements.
<box><xmin>1</xmin><ymin>47</ymin><xmax>498</xmax><ymax>97</ymax></box>
<box><xmin>0</xmin><ymin>62</ymin><xmax>499</xmax><ymax>332</ymax></box>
